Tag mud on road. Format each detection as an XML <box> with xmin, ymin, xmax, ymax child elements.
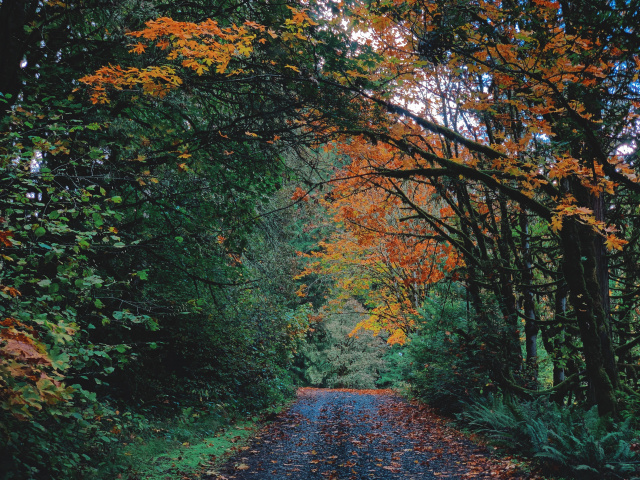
<box><xmin>210</xmin><ymin>388</ymin><xmax>537</xmax><ymax>479</ymax></box>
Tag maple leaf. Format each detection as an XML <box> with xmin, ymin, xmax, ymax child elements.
<box><xmin>0</xmin><ymin>230</ymin><xmax>14</xmax><ymax>247</ymax></box>
<box><xmin>1</xmin><ymin>286</ymin><xmax>21</xmax><ymax>297</ymax></box>
<box><xmin>128</xmin><ymin>42</ymin><xmax>146</xmax><ymax>54</ymax></box>
<box><xmin>291</xmin><ymin>187</ymin><xmax>308</xmax><ymax>202</ymax></box>
<box><xmin>243</xmin><ymin>20</ymin><xmax>265</xmax><ymax>31</ymax></box>
<box><xmin>604</xmin><ymin>235</ymin><xmax>627</xmax><ymax>251</ymax></box>
<box><xmin>550</xmin><ymin>215</ymin><xmax>563</xmax><ymax>233</ymax></box>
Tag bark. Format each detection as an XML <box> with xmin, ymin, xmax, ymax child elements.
<box><xmin>540</xmin><ymin>281</ymin><xmax>568</xmax><ymax>404</ymax></box>
<box><xmin>560</xmin><ymin>218</ymin><xmax>618</xmax><ymax>416</ymax></box>
<box><xmin>591</xmin><ymin>192</ymin><xmax>618</xmax><ymax>387</ymax></box>
<box><xmin>519</xmin><ymin>214</ymin><xmax>538</xmax><ymax>384</ymax></box>
<box><xmin>493</xmin><ymin>199</ymin><xmax>523</xmax><ymax>371</ymax></box>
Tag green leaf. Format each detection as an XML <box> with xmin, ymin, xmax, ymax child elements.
<box><xmin>92</xmin><ymin>212</ymin><xmax>103</xmax><ymax>227</ymax></box>
<box><xmin>137</xmin><ymin>269</ymin><xmax>149</xmax><ymax>280</ymax></box>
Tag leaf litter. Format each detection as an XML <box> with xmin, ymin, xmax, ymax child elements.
<box><xmin>204</xmin><ymin>388</ymin><xmax>548</xmax><ymax>479</ymax></box>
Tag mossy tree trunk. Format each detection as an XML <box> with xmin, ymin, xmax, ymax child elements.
<box><xmin>560</xmin><ymin>218</ymin><xmax>619</xmax><ymax>416</ymax></box>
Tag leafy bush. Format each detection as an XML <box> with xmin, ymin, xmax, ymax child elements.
<box><xmin>460</xmin><ymin>396</ymin><xmax>640</xmax><ymax>479</ymax></box>
<box><xmin>0</xmin><ymin>394</ymin><xmax>123</xmax><ymax>480</ymax></box>
<box><xmin>400</xmin><ymin>287</ymin><xmax>492</xmax><ymax>413</ymax></box>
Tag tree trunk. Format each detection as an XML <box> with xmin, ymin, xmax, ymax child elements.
<box><xmin>519</xmin><ymin>214</ymin><xmax>538</xmax><ymax>385</ymax></box>
<box><xmin>560</xmin><ymin>218</ymin><xmax>618</xmax><ymax>416</ymax></box>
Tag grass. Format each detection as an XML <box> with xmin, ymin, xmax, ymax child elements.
<box><xmin>94</xmin><ymin>400</ymin><xmax>295</xmax><ymax>480</ymax></box>
<box><xmin>122</xmin><ymin>419</ymin><xmax>257</xmax><ymax>479</ymax></box>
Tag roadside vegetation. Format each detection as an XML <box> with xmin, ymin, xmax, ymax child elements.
<box><xmin>2</xmin><ymin>1</ymin><xmax>640</xmax><ymax>479</ymax></box>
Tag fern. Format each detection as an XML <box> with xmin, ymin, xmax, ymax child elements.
<box><xmin>460</xmin><ymin>396</ymin><xmax>640</xmax><ymax>479</ymax></box>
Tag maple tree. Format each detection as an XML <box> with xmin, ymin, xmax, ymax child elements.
<box><xmin>297</xmin><ymin>139</ymin><xmax>460</xmax><ymax>345</ymax></box>
<box><xmin>3</xmin><ymin>0</ymin><xmax>640</xmax><ymax>475</ymax></box>
<box><xmin>80</xmin><ymin>0</ymin><xmax>640</xmax><ymax>418</ymax></box>
<box><xmin>307</xmin><ymin>0</ymin><xmax>639</xmax><ymax>416</ymax></box>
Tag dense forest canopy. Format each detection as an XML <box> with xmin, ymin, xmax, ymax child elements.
<box><xmin>1</xmin><ymin>0</ymin><xmax>640</xmax><ymax>478</ymax></box>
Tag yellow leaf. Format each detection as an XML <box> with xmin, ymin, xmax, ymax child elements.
<box><xmin>285</xmin><ymin>65</ymin><xmax>301</xmax><ymax>73</ymax></box>
<box><xmin>604</xmin><ymin>235</ymin><xmax>627</xmax><ymax>251</ymax></box>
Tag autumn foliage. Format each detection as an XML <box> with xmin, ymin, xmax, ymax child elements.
<box><xmin>3</xmin><ymin>0</ymin><xmax>640</xmax><ymax>476</ymax></box>
<box><xmin>80</xmin><ymin>8</ymin><xmax>319</xmax><ymax>104</ymax></box>
<box><xmin>80</xmin><ymin>0</ymin><xmax>640</xmax><ymax>418</ymax></box>
<box><xmin>298</xmin><ymin>140</ymin><xmax>461</xmax><ymax>345</ymax></box>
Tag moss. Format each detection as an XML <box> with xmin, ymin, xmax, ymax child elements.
<box><xmin>126</xmin><ymin>421</ymin><xmax>256</xmax><ymax>480</ymax></box>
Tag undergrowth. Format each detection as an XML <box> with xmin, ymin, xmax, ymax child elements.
<box><xmin>459</xmin><ymin>396</ymin><xmax>640</xmax><ymax>479</ymax></box>
<box><xmin>93</xmin><ymin>400</ymin><xmax>292</xmax><ymax>480</ymax></box>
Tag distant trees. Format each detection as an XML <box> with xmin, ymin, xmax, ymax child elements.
<box><xmin>300</xmin><ymin>299</ymin><xmax>387</xmax><ymax>389</ymax></box>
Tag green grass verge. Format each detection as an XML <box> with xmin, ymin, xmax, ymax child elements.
<box><xmin>95</xmin><ymin>400</ymin><xmax>296</xmax><ymax>479</ymax></box>
<box><xmin>125</xmin><ymin>420</ymin><xmax>257</xmax><ymax>479</ymax></box>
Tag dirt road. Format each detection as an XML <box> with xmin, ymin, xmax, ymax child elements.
<box><xmin>210</xmin><ymin>388</ymin><xmax>537</xmax><ymax>479</ymax></box>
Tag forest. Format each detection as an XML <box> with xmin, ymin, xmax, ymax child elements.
<box><xmin>1</xmin><ymin>0</ymin><xmax>639</xmax><ymax>478</ymax></box>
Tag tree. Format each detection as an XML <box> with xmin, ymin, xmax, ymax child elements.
<box><xmin>300</xmin><ymin>299</ymin><xmax>387</xmax><ymax>389</ymax></box>
<box><xmin>65</xmin><ymin>0</ymin><xmax>640</xmax><ymax>419</ymax></box>
<box><xmin>1</xmin><ymin>1</ymin><xmax>319</xmax><ymax>476</ymax></box>
<box><xmin>308</xmin><ymin>0</ymin><xmax>639</xmax><ymax>416</ymax></box>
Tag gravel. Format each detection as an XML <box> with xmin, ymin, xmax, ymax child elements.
<box><xmin>209</xmin><ymin>388</ymin><xmax>530</xmax><ymax>480</ymax></box>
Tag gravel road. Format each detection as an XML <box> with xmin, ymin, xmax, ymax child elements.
<box><xmin>209</xmin><ymin>388</ymin><xmax>535</xmax><ymax>479</ymax></box>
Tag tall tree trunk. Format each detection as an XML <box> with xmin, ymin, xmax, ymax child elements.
<box><xmin>561</xmin><ymin>218</ymin><xmax>618</xmax><ymax>416</ymax></box>
<box><xmin>519</xmin><ymin>213</ymin><xmax>538</xmax><ymax>385</ymax></box>
<box><xmin>542</xmin><ymin>280</ymin><xmax>568</xmax><ymax>404</ymax></box>
<box><xmin>592</xmin><ymin>191</ymin><xmax>618</xmax><ymax>389</ymax></box>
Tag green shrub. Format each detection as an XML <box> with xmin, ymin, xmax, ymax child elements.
<box><xmin>460</xmin><ymin>396</ymin><xmax>640</xmax><ymax>479</ymax></box>
<box><xmin>399</xmin><ymin>287</ymin><xmax>492</xmax><ymax>413</ymax></box>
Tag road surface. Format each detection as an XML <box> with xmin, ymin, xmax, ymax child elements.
<box><xmin>210</xmin><ymin>388</ymin><xmax>536</xmax><ymax>479</ymax></box>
